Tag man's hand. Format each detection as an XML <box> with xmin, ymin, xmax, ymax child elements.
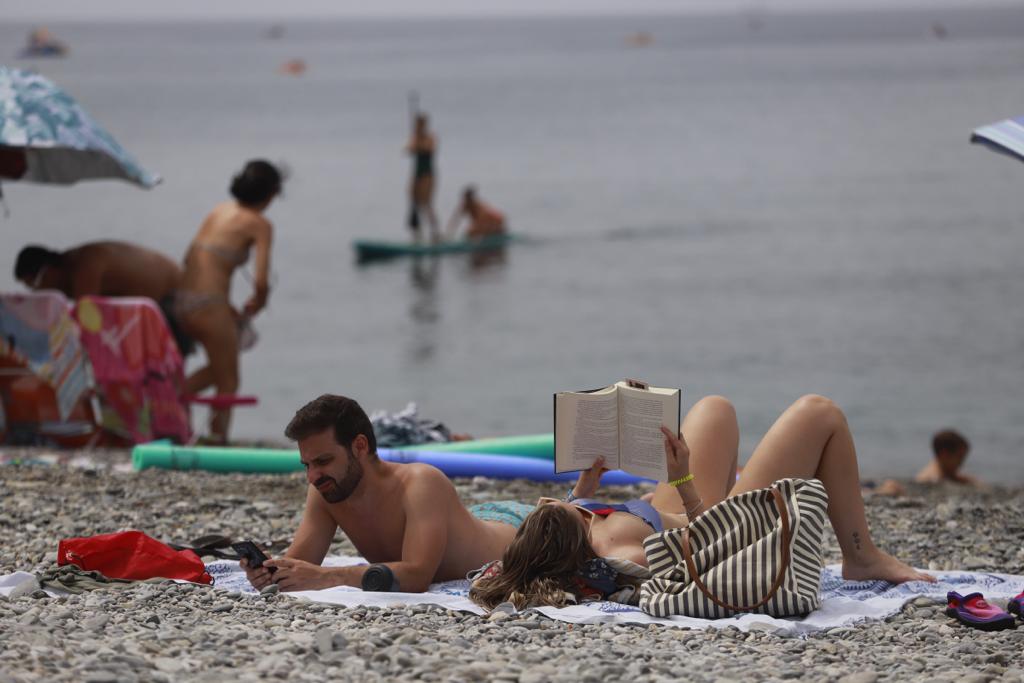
<box><xmin>572</xmin><ymin>456</ymin><xmax>608</xmax><ymax>499</ymax></box>
<box><xmin>240</xmin><ymin>557</ymin><xmax>275</xmax><ymax>591</ymax></box>
<box><xmin>661</xmin><ymin>425</ymin><xmax>691</xmax><ymax>482</ymax></box>
<box><xmin>263</xmin><ymin>557</ymin><xmax>333</xmax><ymax>592</ymax></box>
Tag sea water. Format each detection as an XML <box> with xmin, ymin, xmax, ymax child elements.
<box><xmin>2</xmin><ymin>7</ymin><xmax>1023</xmax><ymax>480</ymax></box>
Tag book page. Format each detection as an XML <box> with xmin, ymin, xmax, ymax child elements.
<box><xmin>616</xmin><ymin>383</ymin><xmax>680</xmax><ymax>481</ymax></box>
<box><xmin>554</xmin><ymin>386</ymin><xmax>619</xmax><ymax>473</ymax></box>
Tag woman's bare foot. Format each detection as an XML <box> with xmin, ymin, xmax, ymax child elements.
<box><xmin>842</xmin><ymin>550</ymin><xmax>936</xmax><ymax>584</ymax></box>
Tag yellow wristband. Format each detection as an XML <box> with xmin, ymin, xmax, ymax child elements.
<box><xmin>668</xmin><ymin>473</ymin><xmax>694</xmax><ymax>487</ymax></box>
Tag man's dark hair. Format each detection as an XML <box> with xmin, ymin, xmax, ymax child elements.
<box><xmin>285</xmin><ymin>394</ymin><xmax>377</xmax><ymax>458</ymax></box>
<box><xmin>14</xmin><ymin>245</ymin><xmax>61</xmax><ymax>281</ymax></box>
<box><xmin>932</xmin><ymin>429</ymin><xmax>969</xmax><ymax>456</ymax></box>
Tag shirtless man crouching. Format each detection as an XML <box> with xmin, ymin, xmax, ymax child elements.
<box><xmin>242</xmin><ymin>394</ymin><xmax>531</xmax><ymax>593</ymax></box>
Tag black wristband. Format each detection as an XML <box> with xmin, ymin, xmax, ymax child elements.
<box><xmin>361</xmin><ymin>564</ymin><xmax>399</xmax><ymax>592</ymax></box>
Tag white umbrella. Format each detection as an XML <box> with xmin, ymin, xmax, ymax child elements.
<box><xmin>970</xmin><ymin>115</ymin><xmax>1024</xmax><ymax>165</ymax></box>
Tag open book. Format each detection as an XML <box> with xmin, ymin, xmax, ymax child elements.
<box><xmin>554</xmin><ymin>379</ymin><xmax>681</xmax><ymax>482</ymax></box>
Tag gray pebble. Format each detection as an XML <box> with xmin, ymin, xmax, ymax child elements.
<box><xmin>838</xmin><ymin>673</ymin><xmax>878</xmax><ymax>683</ymax></box>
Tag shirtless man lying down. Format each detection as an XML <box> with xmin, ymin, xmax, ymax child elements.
<box><xmin>242</xmin><ymin>394</ymin><xmax>531</xmax><ymax>593</ymax></box>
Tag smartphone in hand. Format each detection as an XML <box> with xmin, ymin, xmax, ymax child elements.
<box><xmin>232</xmin><ymin>541</ymin><xmax>276</xmax><ymax>574</ymax></box>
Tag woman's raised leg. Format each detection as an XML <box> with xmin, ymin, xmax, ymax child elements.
<box><xmin>734</xmin><ymin>394</ymin><xmax>933</xmax><ymax>584</ymax></box>
<box><xmin>185</xmin><ymin>365</ymin><xmax>215</xmax><ymax>395</ymax></box>
<box><xmin>651</xmin><ymin>395</ymin><xmax>739</xmax><ymax>515</ymax></box>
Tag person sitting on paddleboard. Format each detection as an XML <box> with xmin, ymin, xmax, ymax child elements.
<box><xmin>446</xmin><ymin>185</ymin><xmax>506</xmax><ymax>241</ymax></box>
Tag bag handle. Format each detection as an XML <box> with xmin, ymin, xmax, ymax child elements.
<box><xmin>679</xmin><ymin>485</ymin><xmax>792</xmax><ymax>613</ymax></box>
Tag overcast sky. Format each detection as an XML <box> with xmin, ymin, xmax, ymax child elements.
<box><xmin>2</xmin><ymin>0</ymin><xmax>1016</xmax><ymax>20</ymax></box>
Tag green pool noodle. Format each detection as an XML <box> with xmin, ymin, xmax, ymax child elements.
<box><xmin>397</xmin><ymin>433</ymin><xmax>553</xmax><ymax>459</ymax></box>
<box><xmin>133</xmin><ymin>443</ymin><xmax>303</xmax><ymax>473</ymax></box>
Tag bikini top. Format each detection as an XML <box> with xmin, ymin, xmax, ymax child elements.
<box><xmin>191</xmin><ymin>241</ymin><xmax>249</xmax><ymax>268</ymax></box>
<box><xmin>572</xmin><ymin>498</ymin><xmax>664</xmax><ymax>533</ymax></box>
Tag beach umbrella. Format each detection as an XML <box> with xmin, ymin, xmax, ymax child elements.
<box><xmin>0</xmin><ymin>66</ymin><xmax>160</xmax><ymax>190</ymax></box>
<box><xmin>970</xmin><ymin>115</ymin><xmax>1024</xmax><ymax>165</ymax></box>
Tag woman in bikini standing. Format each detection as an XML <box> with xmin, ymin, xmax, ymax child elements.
<box><xmin>470</xmin><ymin>395</ymin><xmax>936</xmax><ymax>610</ymax></box>
<box><xmin>178</xmin><ymin>160</ymin><xmax>282</xmax><ymax>443</ymax></box>
<box><xmin>406</xmin><ymin>113</ymin><xmax>439</xmax><ymax>242</ymax></box>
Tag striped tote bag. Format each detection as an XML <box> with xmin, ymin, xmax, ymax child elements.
<box><xmin>639</xmin><ymin>478</ymin><xmax>828</xmax><ymax>619</ymax></box>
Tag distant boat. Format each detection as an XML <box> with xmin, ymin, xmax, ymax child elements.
<box><xmin>353</xmin><ymin>234</ymin><xmax>520</xmax><ymax>263</ymax></box>
<box><xmin>266</xmin><ymin>24</ymin><xmax>286</xmax><ymax>40</ymax></box>
<box><xmin>19</xmin><ymin>28</ymin><xmax>68</xmax><ymax>58</ymax></box>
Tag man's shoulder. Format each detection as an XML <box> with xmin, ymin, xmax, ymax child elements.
<box><xmin>394</xmin><ymin>462</ymin><xmax>455</xmax><ymax>501</ymax></box>
<box><xmin>914</xmin><ymin>460</ymin><xmax>941</xmax><ymax>483</ymax></box>
<box><xmin>400</xmin><ymin>461</ymin><xmax>451</xmax><ymax>485</ymax></box>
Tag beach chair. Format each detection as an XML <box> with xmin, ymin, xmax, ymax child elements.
<box><xmin>0</xmin><ymin>291</ymin><xmax>99</xmax><ymax>446</ymax></box>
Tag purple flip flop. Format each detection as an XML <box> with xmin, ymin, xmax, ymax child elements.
<box><xmin>945</xmin><ymin>592</ymin><xmax>1016</xmax><ymax>631</ymax></box>
<box><xmin>1008</xmin><ymin>591</ymin><xmax>1024</xmax><ymax>619</ymax></box>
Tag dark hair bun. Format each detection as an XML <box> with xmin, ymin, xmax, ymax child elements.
<box><xmin>230</xmin><ymin>159</ymin><xmax>283</xmax><ymax>206</ymax></box>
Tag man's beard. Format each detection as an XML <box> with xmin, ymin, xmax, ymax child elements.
<box><xmin>313</xmin><ymin>457</ymin><xmax>364</xmax><ymax>503</ymax></box>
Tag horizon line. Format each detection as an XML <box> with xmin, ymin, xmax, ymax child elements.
<box><xmin>4</xmin><ymin>0</ymin><xmax>1022</xmax><ymax>23</ymax></box>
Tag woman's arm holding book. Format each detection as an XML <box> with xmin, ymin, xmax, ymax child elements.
<box><xmin>661</xmin><ymin>426</ymin><xmax>704</xmax><ymax>519</ymax></box>
<box><xmin>568</xmin><ymin>456</ymin><xmax>609</xmax><ymax>500</ymax></box>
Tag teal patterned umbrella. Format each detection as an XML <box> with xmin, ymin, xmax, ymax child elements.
<box><xmin>0</xmin><ymin>66</ymin><xmax>160</xmax><ymax>188</ymax></box>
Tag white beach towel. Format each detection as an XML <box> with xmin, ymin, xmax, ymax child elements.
<box><xmin>202</xmin><ymin>557</ymin><xmax>1024</xmax><ymax>636</ymax></box>
<box><xmin>3</xmin><ymin>560</ymin><xmax>1021</xmax><ymax>636</ymax></box>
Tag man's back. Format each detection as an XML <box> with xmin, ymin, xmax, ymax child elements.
<box><xmin>64</xmin><ymin>241</ymin><xmax>181</xmax><ymax>300</ymax></box>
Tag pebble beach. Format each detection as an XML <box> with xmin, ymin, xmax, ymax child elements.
<box><xmin>2</xmin><ymin>450</ymin><xmax>1023</xmax><ymax>683</ymax></box>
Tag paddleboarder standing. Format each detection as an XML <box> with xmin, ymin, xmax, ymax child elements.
<box><xmin>405</xmin><ymin>94</ymin><xmax>440</xmax><ymax>243</ymax></box>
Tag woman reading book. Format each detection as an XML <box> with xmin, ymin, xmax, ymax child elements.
<box><xmin>469</xmin><ymin>394</ymin><xmax>935</xmax><ymax>610</ymax></box>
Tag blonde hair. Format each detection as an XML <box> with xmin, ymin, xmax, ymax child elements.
<box><xmin>469</xmin><ymin>505</ymin><xmax>596</xmax><ymax>610</ymax></box>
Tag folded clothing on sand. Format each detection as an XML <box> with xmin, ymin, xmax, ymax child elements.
<box><xmin>58</xmin><ymin>530</ymin><xmax>213</xmax><ymax>584</ymax></box>
<box><xmin>37</xmin><ymin>565</ymin><xmax>171</xmax><ymax>594</ymax></box>
<box><xmin>370</xmin><ymin>402</ymin><xmax>453</xmax><ymax>447</ymax></box>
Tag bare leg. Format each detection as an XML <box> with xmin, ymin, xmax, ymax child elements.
<box><xmin>425</xmin><ymin>204</ymin><xmax>440</xmax><ymax>242</ymax></box>
<box><xmin>651</xmin><ymin>395</ymin><xmax>739</xmax><ymax>515</ymax></box>
<box><xmin>185</xmin><ymin>365</ymin><xmax>215</xmax><ymax>395</ymax></box>
<box><xmin>206</xmin><ymin>327</ymin><xmax>240</xmax><ymax>443</ymax></box>
<box><xmin>182</xmin><ymin>305</ymin><xmax>240</xmax><ymax>443</ymax></box>
<box><xmin>733</xmin><ymin>394</ymin><xmax>934</xmax><ymax>584</ymax></box>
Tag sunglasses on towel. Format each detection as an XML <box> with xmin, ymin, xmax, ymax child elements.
<box><xmin>536</xmin><ymin>497</ymin><xmax>597</xmax><ymax>532</ymax></box>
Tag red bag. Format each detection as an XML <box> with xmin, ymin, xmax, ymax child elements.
<box><xmin>58</xmin><ymin>530</ymin><xmax>212</xmax><ymax>584</ymax></box>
